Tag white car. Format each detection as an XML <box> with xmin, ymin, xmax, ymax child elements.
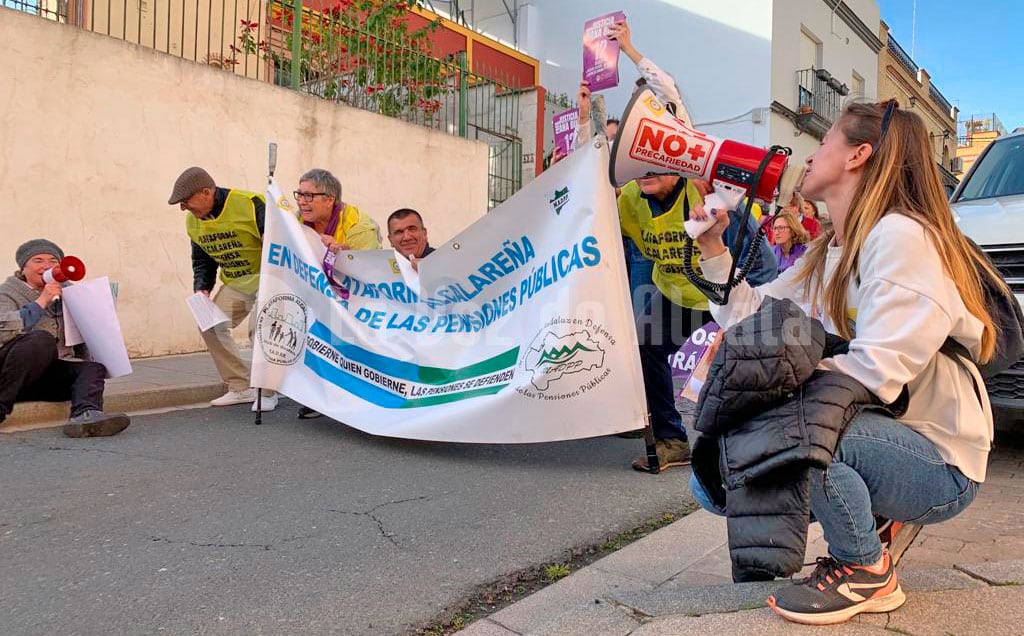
<box><xmin>951</xmin><ymin>130</ymin><xmax>1024</xmax><ymax>426</ymax></box>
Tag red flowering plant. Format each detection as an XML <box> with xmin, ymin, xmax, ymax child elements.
<box><xmin>239</xmin><ymin>0</ymin><xmax>450</xmax><ymax>121</ymax></box>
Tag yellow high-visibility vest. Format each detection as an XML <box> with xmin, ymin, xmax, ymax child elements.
<box><xmin>186</xmin><ymin>189</ymin><xmax>265</xmax><ymax>295</ymax></box>
<box><xmin>618</xmin><ymin>180</ymin><xmax>708</xmax><ymax>310</ymax></box>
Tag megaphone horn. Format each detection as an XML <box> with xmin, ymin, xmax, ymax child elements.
<box><xmin>43</xmin><ymin>256</ymin><xmax>86</xmax><ymax>284</ymax></box>
<box><xmin>610</xmin><ymin>88</ymin><xmax>794</xmax><ymax>205</ymax></box>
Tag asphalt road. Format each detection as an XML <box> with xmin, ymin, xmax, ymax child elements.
<box><xmin>0</xmin><ymin>402</ymin><xmax>695</xmax><ymax>635</ymax></box>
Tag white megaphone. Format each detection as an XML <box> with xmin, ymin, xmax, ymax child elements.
<box><xmin>610</xmin><ymin>88</ymin><xmax>806</xmax><ymax>304</ymax></box>
<box><xmin>610</xmin><ymin>87</ymin><xmax>803</xmax><ymax>211</ymax></box>
<box><xmin>43</xmin><ymin>256</ymin><xmax>86</xmax><ymax>284</ymax></box>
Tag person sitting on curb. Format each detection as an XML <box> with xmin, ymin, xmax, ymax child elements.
<box><xmin>294</xmin><ymin>168</ymin><xmax>382</xmax><ymax>420</ymax></box>
<box><xmin>387</xmin><ymin>208</ymin><xmax>435</xmax><ymax>271</ymax></box>
<box><xmin>168</xmin><ymin>166</ymin><xmax>278</xmax><ymax>413</ymax></box>
<box><xmin>0</xmin><ymin>240</ymin><xmax>130</xmax><ymax>437</ymax></box>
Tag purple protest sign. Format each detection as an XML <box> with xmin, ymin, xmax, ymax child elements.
<box><xmin>552</xmin><ymin>108</ymin><xmax>580</xmax><ymax>156</ymax></box>
<box><xmin>582</xmin><ymin>11</ymin><xmax>625</xmax><ymax>91</ymax></box>
<box><xmin>669</xmin><ymin>322</ymin><xmax>721</xmax><ymax>381</ymax></box>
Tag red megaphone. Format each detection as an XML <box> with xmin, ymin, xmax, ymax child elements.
<box><xmin>43</xmin><ymin>256</ymin><xmax>86</xmax><ymax>284</ymax></box>
<box><xmin>610</xmin><ymin>88</ymin><xmax>803</xmax><ymax>205</ymax></box>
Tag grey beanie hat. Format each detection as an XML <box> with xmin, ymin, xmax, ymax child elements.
<box><xmin>168</xmin><ymin>166</ymin><xmax>216</xmax><ymax>204</ymax></box>
<box><xmin>16</xmin><ymin>239</ymin><xmax>65</xmax><ymax>270</ymax></box>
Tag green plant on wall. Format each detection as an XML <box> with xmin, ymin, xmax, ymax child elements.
<box><xmin>236</xmin><ymin>0</ymin><xmax>451</xmax><ymax>120</ymax></box>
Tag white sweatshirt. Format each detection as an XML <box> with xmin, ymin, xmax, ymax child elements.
<box><xmin>700</xmin><ymin>213</ymin><xmax>993</xmax><ymax>482</ymax></box>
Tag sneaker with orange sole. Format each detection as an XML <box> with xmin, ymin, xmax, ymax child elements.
<box><xmin>767</xmin><ymin>551</ymin><xmax>905</xmax><ymax>625</ymax></box>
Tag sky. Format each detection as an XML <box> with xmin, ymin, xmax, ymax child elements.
<box><xmin>876</xmin><ymin>0</ymin><xmax>1023</xmax><ymax>132</ymax></box>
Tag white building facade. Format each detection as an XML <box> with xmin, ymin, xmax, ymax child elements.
<box><xmin>433</xmin><ymin>0</ymin><xmax>880</xmax><ymax>167</ymax></box>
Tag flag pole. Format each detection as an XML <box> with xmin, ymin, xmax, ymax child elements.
<box><xmin>256</xmin><ymin>142</ymin><xmax>279</xmax><ymax>427</ymax></box>
<box><xmin>642</xmin><ymin>412</ymin><xmax>660</xmax><ymax>474</ymax></box>
<box><xmin>595</xmin><ymin>130</ymin><xmax>659</xmax><ymax>474</ymax></box>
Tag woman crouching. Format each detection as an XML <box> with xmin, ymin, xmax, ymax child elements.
<box><xmin>690</xmin><ymin>100</ymin><xmax>1000</xmax><ymax>625</ymax></box>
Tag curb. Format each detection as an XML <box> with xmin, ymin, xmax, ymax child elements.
<box><xmin>0</xmin><ymin>381</ymin><xmax>224</xmax><ymax>433</ymax></box>
<box><xmin>463</xmin><ymin>508</ymin><xmax>1024</xmax><ymax>636</ymax></box>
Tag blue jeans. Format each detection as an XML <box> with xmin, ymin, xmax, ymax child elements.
<box><xmin>624</xmin><ymin>238</ymin><xmax>706</xmax><ymax>441</ymax></box>
<box><xmin>690</xmin><ymin>410</ymin><xmax>980</xmax><ymax>565</ymax></box>
<box><xmin>623</xmin><ymin>237</ymin><xmax>655</xmax><ymax>321</ymax></box>
<box><xmin>636</xmin><ymin>290</ymin><xmax>710</xmax><ymax>441</ymax></box>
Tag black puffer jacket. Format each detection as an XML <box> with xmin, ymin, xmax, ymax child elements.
<box><xmin>691</xmin><ymin>297</ymin><xmax>887</xmax><ymax>582</ymax></box>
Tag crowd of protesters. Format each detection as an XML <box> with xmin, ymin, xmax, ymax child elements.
<box><xmin>3</xmin><ymin>13</ymin><xmax>1006</xmax><ymax>629</ymax></box>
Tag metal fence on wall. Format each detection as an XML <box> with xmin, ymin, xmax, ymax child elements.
<box><xmin>2</xmin><ymin>0</ymin><xmax>62</xmax><ymax>21</ymax></box>
<box><xmin>3</xmin><ymin>0</ymin><xmax>523</xmax><ymax>207</ymax></box>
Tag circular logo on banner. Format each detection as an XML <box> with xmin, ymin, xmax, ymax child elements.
<box><xmin>515</xmin><ymin>316</ymin><xmax>617</xmax><ymax>400</ymax></box>
<box><xmin>256</xmin><ymin>293</ymin><xmax>308</xmax><ymax>365</ymax></box>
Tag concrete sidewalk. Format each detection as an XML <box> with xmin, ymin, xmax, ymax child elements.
<box><xmin>0</xmin><ymin>350</ymin><xmax>243</xmax><ymax>432</ymax></box>
<box><xmin>463</xmin><ymin>445</ymin><xmax>1024</xmax><ymax>635</ymax></box>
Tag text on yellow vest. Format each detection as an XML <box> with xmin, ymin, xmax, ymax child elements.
<box><xmin>618</xmin><ymin>180</ymin><xmax>708</xmax><ymax>311</ymax></box>
<box><xmin>187</xmin><ymin>189</ymin><xmax>266</xmax><ymax>295</ymax></box>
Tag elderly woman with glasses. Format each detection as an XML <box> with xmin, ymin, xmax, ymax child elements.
<box><xmin>295</xmin><ymin>168</ymin><xmax>381</xmax><ymax>253</ymax></box>
<box><xmin>292</xmin><ymin>169</ymin><xmax>381</xmax><ymax>420</ymax></box>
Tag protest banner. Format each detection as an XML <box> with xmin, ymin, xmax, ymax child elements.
<box><xmin>669</xmin><ymin>322</ymin><xmax>720</xmax><ymax>382</ymax></box>
<box><xmin>679</xmin><ymin>326</ymin><xmax>723</xmax><ymax>404</ymax></box>
<box><xmin>583</xmin><ymin>11</ymin><xmax>625</xmax><ymax>91</ymax></box>
<box><xmin>553</xmin><ymin>107</ymin><xmax>581</xmax><ymax>156</ymax></box>
<box><xmin>251</xmin><ymin>140</ymin><xmax>647</xmax><ymax>443</ymax></box>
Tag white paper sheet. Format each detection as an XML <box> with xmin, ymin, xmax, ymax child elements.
<box><xmin>61</xmin><ymin>277</ymin><xmax>133</xmax><ymax>378</ymax></box>
<box><xmin>392</xmin><ymin>249</ymin><xmax>422</xmax><ymax>296</ymax></box>
<box><xmin>185</xmin><ymin>292</ymin><xmax>230</xmax><ymax>332</ymax></box>
<box><xmin>62</xmin><ymin>301</ymin><xmax>85</xmax><ymax>346</ymax></box>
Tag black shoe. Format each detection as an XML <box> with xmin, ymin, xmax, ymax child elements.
<box><xmin>63</xmin><ymin>410</ymin><xmax>130</xmax><ymax>438</ymax></box>
<box><xmin>297</xmin><ymin>406</ymin><xmax>323</xmax><ymax>420</ymax></box>
<box><xmin>768</xmin><ymin>552</ymin><xmax>905</xmax><ymax>625</ymax></box>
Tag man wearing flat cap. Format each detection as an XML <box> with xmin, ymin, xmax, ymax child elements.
<box><xmin>168</xmin><ymin>166</ymin><xmax>277</xmax><ymax>411</ymax></box>
<box><xmin>0</xmin><ymin>239</ymin><xmax>130</xmax><ymax>437</ymax></box>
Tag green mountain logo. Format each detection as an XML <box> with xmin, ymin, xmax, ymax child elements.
<box><xmin>524</xmin><ymin>330</ymin><xmax>607</xmax><ymax>391</ymax></box>
<box><xmin>537</xmin><ymin>342</ymin><xmax>596</xmax><ymax>365</ymax></box>
<box><xmin>549</xmin><ymin>187</ymin><xmax>570</xmax><ymax>215</ymax></box>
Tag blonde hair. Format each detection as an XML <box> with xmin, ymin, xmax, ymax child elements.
<box><xmin>772</xmin><ymin>211</ymin><xmax>811</xmax><ymax>246</ymax></box>
<box><xmin>794</xmin><ymin>101</ymin><xmax>1004</xmax><ymax>362</ymax></box>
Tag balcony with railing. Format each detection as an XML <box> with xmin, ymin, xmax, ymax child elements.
<box><xmin>795</xmin><ymin>68</ymin><xmax>849</xmax><ymax>139</ymax></box>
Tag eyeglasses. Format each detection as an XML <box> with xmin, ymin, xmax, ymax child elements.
<box><xmin>293</xmin><ymin>191</ymin><xmax>329</xmax><ymax>202</ymax></box>
<box><xmin>874</xmin><ymin>99</ymin><xmax>898</xmax><ymax>153</ymax></box>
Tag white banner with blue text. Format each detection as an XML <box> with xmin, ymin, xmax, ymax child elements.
<box><xmin>251</xmin><ymin>141</ymin><xmax>647</xmax><ymax>442</ymax></box>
